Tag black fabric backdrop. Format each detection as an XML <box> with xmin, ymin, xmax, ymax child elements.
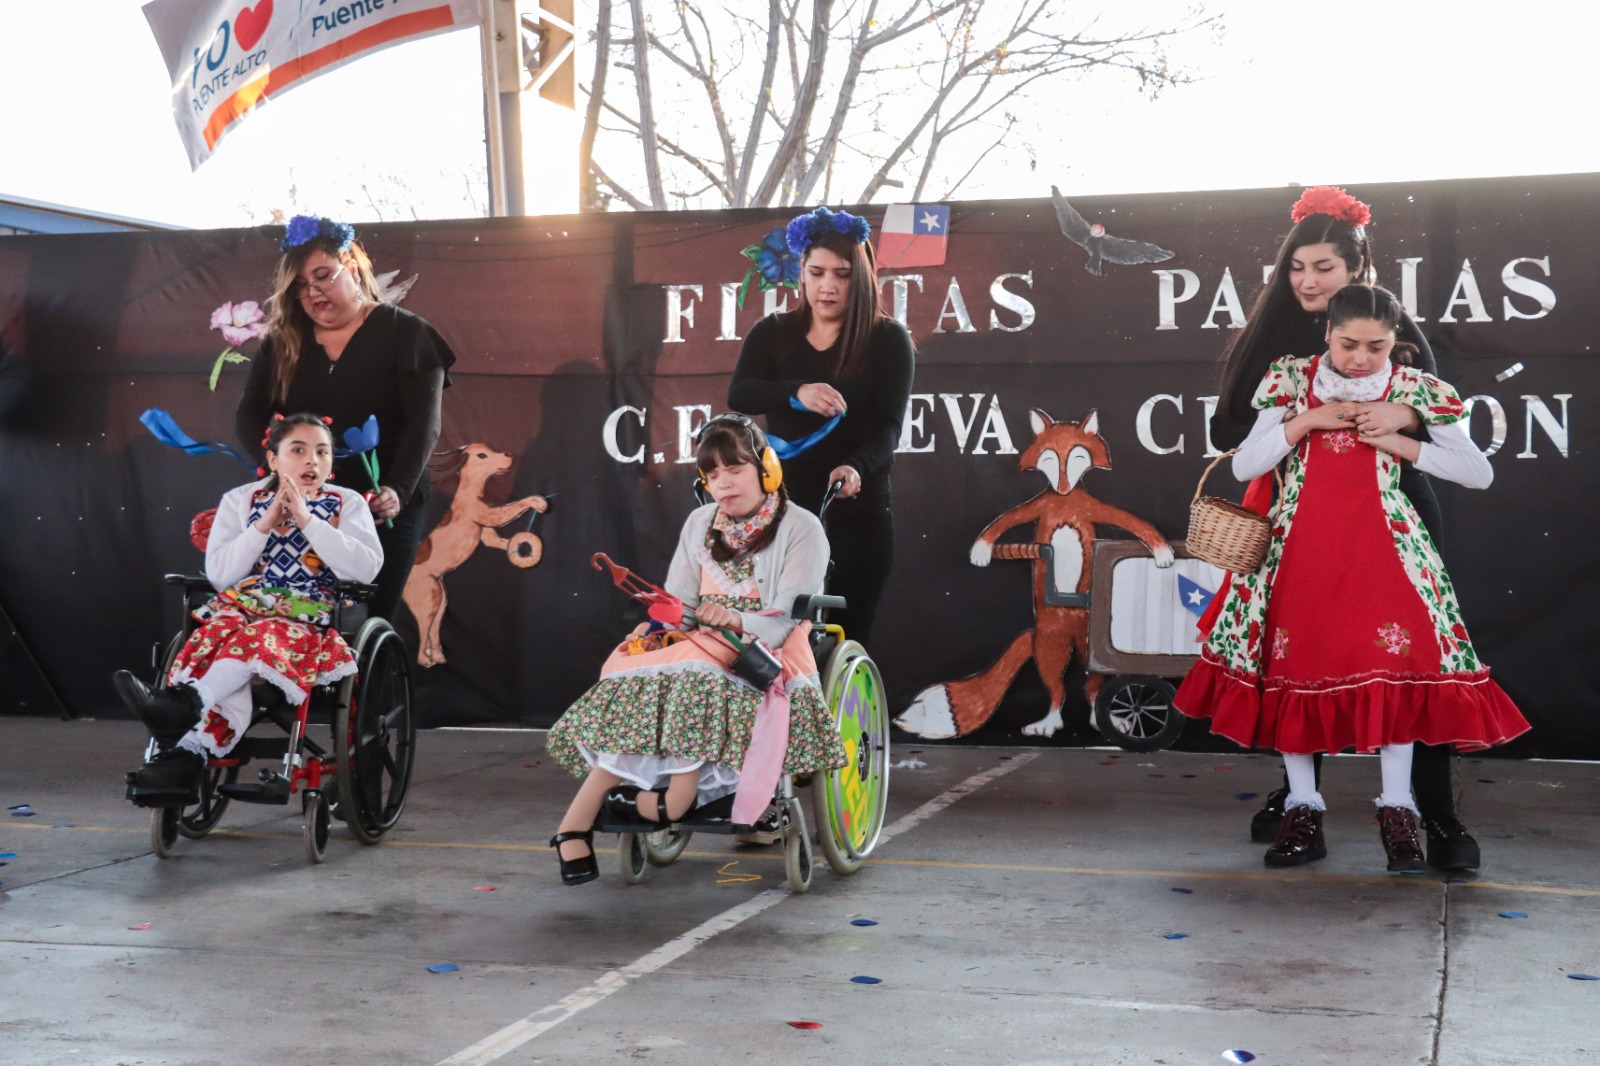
<box><xmin>0</xmin><ymin>173</ymin><xmax>1593</xmax><ymax>758</ymax></box>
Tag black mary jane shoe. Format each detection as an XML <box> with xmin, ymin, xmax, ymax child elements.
<box><xmin>550</xmin><ymin>830</ymin><xmax>599</xmax><ymax>886</ymax></box>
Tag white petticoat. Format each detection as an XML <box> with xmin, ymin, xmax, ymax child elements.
<box><xmin>576</xmin><ymin>744</ymin><xmax>741</xmax><ymax>804</ymax></box>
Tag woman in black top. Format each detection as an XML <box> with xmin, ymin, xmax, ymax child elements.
<box><xmin>236</xmin><ymin>215</ymin><xmax>455</xmax><ymax>622</ymax></box>
<box><xmin>1214</xmin><ymin>187</ymin><xmax>1477</xmax><ymax>871</ymax></box>
<box><xmin>728</xmin><ymin>206</ymin><xmax>916</xmax><ymax>649</ymax></box>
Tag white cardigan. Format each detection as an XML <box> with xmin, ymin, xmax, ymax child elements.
<box><xmin>206</xmin><ymin>477</ymin><xmax>384</xmax><ymax>590</ymax></box>
<box><xmin>663</xmin><ymin>501</ymin><xmax>830</xmax><ymax>649</ymax></box>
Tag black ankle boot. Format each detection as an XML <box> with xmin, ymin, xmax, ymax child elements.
<box><xmin>1422</xmin><ymin>815</ymin><xmax>1480</xmax><ymax>872</ymax></box>
<box><xmin>113</xmin><ymin>670</ymin><xmax>203</xmax><ymax>743</ymax></box>
<box><xmin>127</xmin><ymin>747</ymin><xmax>206</xmax><ymax>803</ymax></box>
<box><xmin>550</xmin><ymin>830</ymin><xmax>599</xmax><ymax>885</ymax></box>
<box><xmin>1250</xmin><ymin>786</ymin><xmax>1289</xmax><ymax>843</ymax></box>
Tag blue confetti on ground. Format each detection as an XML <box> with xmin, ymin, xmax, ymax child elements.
<box><xmin>850</xmin><ymin>976</ymin><xmax>882</xmax><ymax>984</ymax></box>
<box><xmin>1164</xmin><ymin>933</ymin><xmax>1189</xmax><ymax>940</ymax></box>
<box><xmin>1181</xmin><ymin>774</ymin><xmax>1197</xmax><ymax>778</ymax></box>
<box><xmin>1234</xmin><ymin>792</ymin><xmax>1259</xmax><ymax>801</ymax></box>
<box><xmin>52</xmin><ymin>824</ymin><xmax>76</xmax><ymax>829</ymax></box>
<box><xmin>8</xmin><ymin>805</ymin><xmax>29</xmax><ymax>811</ymax></box>
<box><xmin>1171</xmin><ymin>887</ymin><xmax>1193</xmax><ymax>894</ymax></box>
<box><xmin>1499</xmin><ymin>911</ymin><xmax>1529</xmax><ymax>919</ymax></box>
<box><xmin>11</xmin><ymin>810</ymin><xmax>36</xmax><ymax>817</ymax></box>
<box><xmin>0</xmin><ymin>853</ymin><xmax>16</xmax><ymax>859</ymax></box>
<box><xmin>850</xmin><ymin>919</ymin><xmax>878</xmax><ymax>926</ymax></box>
<box><xmin>1222</xmin><ymin>1052</ymin><xmax>1257</xmax><ymax>1064</ymax></box>
<box><xmin>427</xmin><ymin>964</ymin><xmax>460</xmax><ymax>974</ymax></box>
<box><xmin>1568</xmin><ymin>973</ymin><xmax>1598</xmax><ymax>981</ymax></box>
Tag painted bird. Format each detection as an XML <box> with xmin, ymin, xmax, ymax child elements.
<box><xmin>1051</xmin><ymin>185</ymin><xmax>1174</xmax><ymax>276</ymax></box>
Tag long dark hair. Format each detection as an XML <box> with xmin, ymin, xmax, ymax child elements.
<box><xmin>777</xmin><ymin>230</ymin><xmax>887</xmax><ymax>381</ymax></box>
<box><xmin>1218</xmin><ymin>212</ymin><xmax>1374</xmax><ymax>422</ymax></box>
<box><xmin>263</xmin><ymin>237</ymin><xmax>383</xmax><ymax>405</ymax></box>
<box><xmin>695</xmin><ymin>418</ymin><xmax>788</xmax><ymax>562</ymax></box>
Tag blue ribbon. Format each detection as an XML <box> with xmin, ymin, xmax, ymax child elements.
<box><xmin>767</xmin><ymin>395</ymin><xmax>842</xmax><ymax>459</ymax></box>
<box><xmin>139</xmin><ymin>408</ymin><xmax>253</xmax><ymax>470</ymax></box>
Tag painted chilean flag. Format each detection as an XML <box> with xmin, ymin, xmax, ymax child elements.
<box><xmin>876</xmin><ymin>204</ymin><xmax>950</xmax><ymax>268</ymax></box>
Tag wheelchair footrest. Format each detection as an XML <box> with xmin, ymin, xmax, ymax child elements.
<box><xmin>125</xmin><ymin>778</ymin><xmax>198</xmax><ymax>809</ymax></box>
<box><xmin>220</xmin><ymin>771</ymin><xmax>293</xmax><ymax>805</ymax></box>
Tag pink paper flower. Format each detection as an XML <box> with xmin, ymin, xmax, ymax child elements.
<box><xmin>210</xmin><ymin>301</ymin><xmax>268</xmax><ymax>346</ymax></box>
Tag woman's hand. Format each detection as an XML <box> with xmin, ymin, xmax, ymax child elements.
<box><xmin>1360</xmin><ymin>431</ymin><xmax>1422</xmax><ymax>462</ymax></box>
<box><xmin>1350</xmin><ymin>400</ymin><xmax>1421</xmax><ymax>437</ymax></box>
<box><xmin>278</xmin><ymin>478</ymin><xmax>313</xmax><ymax>529</ymax></box>
<box><xmin>796</xmin><ymin>382</ymin><xmax>847</xmax><ymax>417</ymax></box>
<box><xmin>695</xmin><ymin>601</ymin><xmax>743</xmax><ymax>632</ymax></box>
<box><xmin>1284</xmin><ymin>402</ymin><xmax>1359</xmax><ymax>443</ymax></box>
<box><xmin>368</xmin><ymin>486</ymin><xmax>402</xmax><ymax>521</ymax></box>
<box><xmin>829</xmin><ymin>465</ymin><xmax>862</xmax><ymax>498</ymax></box>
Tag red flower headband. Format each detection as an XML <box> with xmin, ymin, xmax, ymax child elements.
<box><xmin>1290</xmin><ymin>186</ymin><xmax>1372</xmax><ymax>230</ymax></box>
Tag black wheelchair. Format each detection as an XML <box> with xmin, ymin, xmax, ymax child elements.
<box><xmin>593</xmin><ymin>590</ymin><xmax>892</xmax><ymax>893</ymax></box>
<box><xmin>130</xmin><ymin>574</ymin><xmax>416</xmax><ymax>864</ymax></box>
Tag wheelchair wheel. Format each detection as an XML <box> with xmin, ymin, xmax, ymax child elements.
<box><xmin>178</xmin><ymin>763</ymin><xmax>238</xmax><ymax>839</ymax></box>
<box><xmin>150</xmin><ymin>807</ymin><xmax>181</xmax><ymax>859</ymax></box>
<box><xmin>1093</xmin><ymin>675</ymin><xmax>1183</xmax><ymax>753</ymax></box>
<box><xmin>644</xmin><ymin>827</ymin><xmax>692</xmax><ymax>866</ymax></box>
<box><xmin>302</xmin><ymin>790</ymin><xmax>330</xmax><ymax>864</ymax></box>
<box><xmin>784</xmin><ymin>820</ymin><xmax>814</xmax><ymax>893</ymax></box>
<box><xmin>619</xmin><ymin>832</ymin><xmax>648</xmax><ymax>884</ymax></box>
<box><xmin>812</xmin><ymin>641</ymin><xmax>890</xmax><ymax>876</ymax></box>
<box><xmin>336</xmin><ymin>619</ymin><xmax>416</xmax><ymax>845</ymax></box>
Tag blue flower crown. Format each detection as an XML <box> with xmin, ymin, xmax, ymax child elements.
<box><xmin>281</xmin><ymin>214</ymin><xmax>356</xmax><ymax>254</ymax></box>
<box><xmin>785</xmin><ymin>206</ymin><xmax>871</xmax><ymax>255</ymax></box>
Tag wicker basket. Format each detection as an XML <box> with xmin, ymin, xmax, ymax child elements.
<box><xmin>1186</xmin><ymin>451</ymin><xmax>1280</xmax><ymax>573</ymax></box>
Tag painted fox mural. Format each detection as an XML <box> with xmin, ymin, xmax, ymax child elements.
<box><xmin>896</xmin><ymin>408</ymin><xmax>1174</xmax><ymax>739</ymax></box>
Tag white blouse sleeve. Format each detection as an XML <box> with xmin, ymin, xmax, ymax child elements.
<box><xmin>1230</xmin><ymin>407</ymin><xmax>1294</xmax><ymax>481</ymax></box>
<box><xmin>737</xmin><ymin>509</ymin><xmax>829</xmax><ymax>649</ymax></box>
<box><xmin>1415</xmin><ymin>421</ymin><xmax>1494</xmax><ymax>490</ymax></box>
<box><xmin>300</xmin><ymin>488</ymin><xmax>384</xmax><ymax>583</ymax></box>
<box><xmin>205</xmin><ymin>484</ymin><xmax>271</xmax><ymax>590</ymax></box>
<box><xmin>664</xmin><ymin>506</ymin><xmax>712</xmax><ymax>616</ymax></box>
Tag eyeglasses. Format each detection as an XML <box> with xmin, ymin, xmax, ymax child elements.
<box><xmin>290</xmin><ymin>263</ymin><xmax>347</xmax><ymax>299</ymax></box>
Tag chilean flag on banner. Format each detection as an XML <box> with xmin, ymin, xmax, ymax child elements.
<box><xmin>876</xmin><ymin>204</ymin><xmax>950</xmax><ymax>268</ymax></box>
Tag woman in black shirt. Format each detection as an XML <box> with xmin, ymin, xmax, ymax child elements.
<box><xmin>728</xmin><ymin>207</ymin><xmax>915</xmax><ymax>648</ymax></box>
<box><xmin>236</xmin><ymin>215</ymin><xmax>454</xmax><ymax>622</ymax></box>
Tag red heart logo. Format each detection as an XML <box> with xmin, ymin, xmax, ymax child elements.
<box><xmin>234</xmin><ymin>1</ymin><xmax>274</xmax><ymax>52</ymax></box>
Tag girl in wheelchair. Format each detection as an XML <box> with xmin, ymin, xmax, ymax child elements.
<box><xmin>545</xmin><ymin>414</ymin><xmax>849</xmax><ymax>885</ymax></box>
<box><xmin>117</xmin><ymin>412</ymin><xmax>383</xmax><ymax>803</ymax></box>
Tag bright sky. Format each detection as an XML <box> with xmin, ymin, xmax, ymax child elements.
<box><xmin>1</xmin><ymin>2</ymin><xmax>1596</xmax><ymax>228</ymax></box>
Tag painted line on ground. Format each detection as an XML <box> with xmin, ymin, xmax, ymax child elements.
<box><xmin>434</xmin><ymin>753</ymin><xmax>1038</xmax><ymax>1066</ymax></box>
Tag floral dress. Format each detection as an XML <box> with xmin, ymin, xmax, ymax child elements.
<box><xmin>1175</xmin><ymin>355</ymin><xmax>1528</xmax><ymax>754</ymax></box>
<box><xmin>546</xmin><ymin>527</ymin><xmax>847</xmax><ymax>801</ymax></box>
<box><xmin>168</xmin><ymin>489</ymin><xmax>359</xmax><ymax>708</ymax></box>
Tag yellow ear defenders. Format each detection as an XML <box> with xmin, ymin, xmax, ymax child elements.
<box><xmin>696</xmin><ymin>412</ymin><xmax>783</xmax><ymax>495</ymax></box>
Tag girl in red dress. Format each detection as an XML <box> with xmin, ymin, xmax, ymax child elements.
<box><xmin>117</xmin><ymin>413</ymin><xmax>384</xmax><ymax>802</ymax></box>
<box><xmin>1176</xmin><ymin>284</ymin><xmax>1528</xmax><ymax>871</ymax></box>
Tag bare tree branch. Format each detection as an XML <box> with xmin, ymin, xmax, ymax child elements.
<box><xmin>589</xmin><ymin>158</ymin><xmax>652</xmax><ymax>210</ymax></box>
<box><xmin>628</xmin><ymin>0</ymin><xmax>665</xmax><ymax>208</ymax></box>
<box><xmin>733</xmin><ymin>0</ymin><xmax>782</xmax><ymax>206</ymax></box>
<box><xmin>596</xmin><ymin>98</ymin><xmax>735</xmax><ymax>202</ymax></box>
<box><xmin>578</xmin><ymin>0</ymin><xmax>612</xmax><ymax>213</ymax></box>
<box><xmin>751</xmin><ymin>0</ymin><xmax>835</xmax><ymax>207</ymax></box>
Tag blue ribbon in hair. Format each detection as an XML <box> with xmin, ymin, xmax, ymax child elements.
<box><xmin>765</xmin><ymin>395</ymin><xmax>843</xmax><ymax>459</ymax></box>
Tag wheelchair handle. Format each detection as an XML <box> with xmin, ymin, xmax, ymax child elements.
<box><xmin>792</xmin><ymin>593</ymin><xmax>847</xmax><ymax>621</ymax></box>
<box><xmin>819</xmin><ymin>479</ymin><xmax>845</xmax><ymax>519</ymax></box>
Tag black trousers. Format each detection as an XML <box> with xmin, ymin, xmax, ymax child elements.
<box><xmin>369</xmin><ymin>494</ymin><xmax>429</xmax><ymax>625</ymax></box>
<box><xmin>817</xmin><ymin>497</ymin><xmax>894</xmax><ymax>650</ymax></box>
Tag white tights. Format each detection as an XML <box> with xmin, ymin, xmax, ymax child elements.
<box><xmin>173</xmin><ymin>660</ymin><xmax>299</xmax><ymax>758</ymax></box>
<box><xmin>1282</xmin><ymin>745</ymin><xmax>1417</xmax><ymax>813</ymax></box>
